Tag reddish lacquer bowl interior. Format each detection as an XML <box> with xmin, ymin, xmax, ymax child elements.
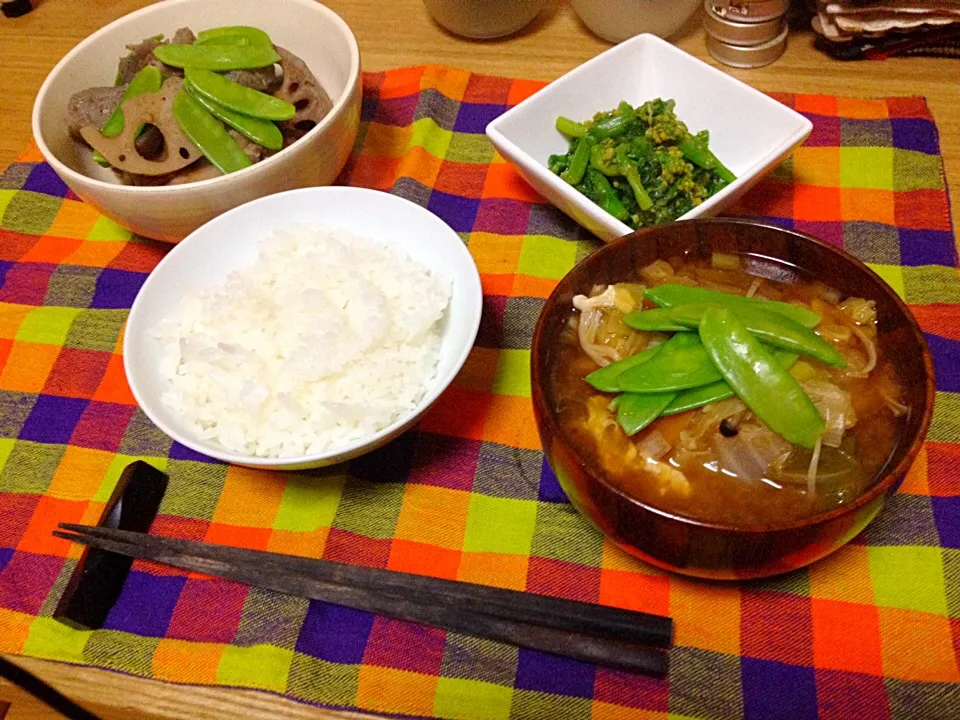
<box><xmin>531</xmin><ymin>218</ymin><xmax>935</xmax><ymax>579</ymax></box>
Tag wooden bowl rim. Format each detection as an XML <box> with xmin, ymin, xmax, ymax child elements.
<box><xmin>531</xmin><ymin>217</ymin><xmax>936</xmax><ymax>534</ymax></box>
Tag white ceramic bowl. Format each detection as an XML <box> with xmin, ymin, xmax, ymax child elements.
<box><xmin>32</xmin><ymin>0</ymin><xmax>361</xmax><ymax>243</ymax></box>
<box><xmin>485</xmin><ymin>34</ymin><xmax>812</xmax><ymax>243</ymax></box>
<box><xmin>124</xmin><ymin>187</ymin><xmax>483</xmax><ymax>471</ymax></box>
<box><xmin>570</xmin><ymin>0</ymin><xmax>701</xmax><ymax>41</ymax></box>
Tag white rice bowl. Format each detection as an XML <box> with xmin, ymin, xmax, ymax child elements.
<box><xmin>123</xmin><ymin>186</ymin><xmax>483</xmax><ymax>471</ymax></box>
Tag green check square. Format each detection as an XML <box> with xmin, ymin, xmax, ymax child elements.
<box><xmin>446</xmin><ymin>133</ymin><xmax>495</xmax><ymax>164</ymax></box>
<box><xmin>433</xmin><ymin>677</ymin><xmax>513</xmax><ymax>720</ymax></box>
<box><xmin>0</xmin><ymin>441</ymin><xmax>66</xmax><ymax>494</ymax></box>
<box><xmin>0</xmin><ymin>189</ymin><xmax>16</xmax><ymax>218</ymax></box>
<box><xmin>491</xmin><ymin>349</ymin><xmax>531</xmax><ymax>398</ymax></box>
<box><xmin>509</xmin><ymin>691</ymin><xmax>592</xmax><ymax>720</ymax></box>
<box><xmin>288</xmin><ymin>653</ymin><xmax>360</xmax><ymax>707</ymax></box>
<box><xmin>407</xmin><ymin>118</ymin><xmax>453</xmax><ymax>159</ymax></box>
<box><xmin>902</xmin><ymin>266</ymin><xmax>960</xmax><ymax>305</ymax></box>
<box><xmin>0</xmin><ymin>438</ymin><xmax>15</xmax><ymax>472</ymax></box>
<box><xmin>530</xmin><ymin>502</ymin><xmax>603</xmax><ymax>567</ymax></box>
<box><xmin>273</xmin><ymin>472</ymin><xmax>345</xmax><ymax>532</ymax></box>
<box><xmin>839</xmin><ymin>147</ymin><xmax>894</xmax><ymax>190</ymax></box>
<box><xmin>160</xmin><ymin>460</ymin><xmax>228</xmax><ymax>520</ymax></box>
<box><xmin>929</xmin><ymin>391</ymin><xmax>960</xmax><ymax>444</ymax></box>
<box><xmin>332</xmin><ymin>479</ymin><xmax>406</xmax><ymax>539</ymax></box>
<box><xmin>463</xmin><ymin>494</ymin><xmax>537</xmax><ymax>555</ymax></box>
<box><xmin>87</xmin><ymin>215</ymin><xmax>132</xmax><ymax>241</ymax></box>
<box><xmin>943</xmin><ymin>548</ymin><xmax>960</xmax><ymax>619</ymax></box>
<box><xmin>83</xmin><ymin>630</ymin><xmax>159</xmax><ymax>675</ymax></box>
<box><xmin>1</xmin><ymin>190</ymin><xmax>61</xmax><ymax>235</ymax></box>
<box><xmin>16</xmin><ymin>306</ymin><xmax>81</xmax><ymax>346</ymax></box>
<box><xmin>517</xmin><ymin>235</ymin><xmax>578</xmax><ymax>280</ymax></box>
<box><xmin>23</xmin><ymin>617</ymin><xmax>92</xmax><ymax>663</ymax></box>
<box><xmin>63</xmin><ymin>309</ymin><xmax>128</xmax><ymax>352</ymax></box>
<box><xmin>867</xmin><ymin>545</ymin><xmax>948</xmax><ymax>616</ymax></box>
<box><xmin>865</xmin><ymin>263</ymin><xmax>905</xmax><ymax>300</ymax></box>
<box><xmin>217</xmin><ymin>644</ymin><xmax>293</xmax><ymax>694</ymax></box>
<box><xmin>892</xmin><ymin>149</ymin><xmax>945</xmax><ymax>192</ymax></box>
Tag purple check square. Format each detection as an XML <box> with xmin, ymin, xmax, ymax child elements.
<box><xmin>516</xmin><ymin>647</ymin><xmax>596</xmax><ymax>698</ymax></box>
<box><xmin>926</xmin><ymin>333</ymin><xmax>960</xmax><ymax>394</ymax></box>
<box><xmin>350</xmin><ymin>430</ymin><xmax>417</xmax><ymax>484</ymax></box>
<box><xmin>20</xmin><ymin>395</ymin><xmax>88</xmax><ymax>444</ymax></box>
<box><xmin>169</xmin><ymin>441</ymin><xmax>222</xmax><ymax>463</ymax></box>
<box><xmin>802</xmin><ymin>114</ymin><xmax>841</xmax><ymax>148</ymax></box>
<box><xmin>454</xmin><ymin>103</ymin><xmax>506</xmax><ymax>135</ymax></box>
<box><xmin>891</xmin><ymin>118</ymin><xmax>940</xmax><ymax>155</ymax></box>
<box><xmin>475</xmin><ymin>294</ymin><xmax>505</xmax><ymax>349</ymax></box>
<box><xmin>0</xmin><ymin>552</ymin><xmax>64</xmax><ymax>615</ymax></box>
<box><xmin>538</xmin><ymin>457</ymin><xmax>569</xmax><ymax>503</ymax></box>
<box><xmin>0</xmin><ymin>260</ymin><xmax>11</xmax><ymax>287</ymax></box>
<box><xmin>90</xmin><ymin>269</ymin><xmax>148</xmax><ymax>310</ymax></box>
<box><xmin>473</xmin><ymin>198</ymin><xmax>532</xmax><ymax>235</ymax></box>
<box><xmin>376</xmin><ymin>94</ymin><xmax>419</xmax><ymax>127</ymax></box>
<box><xmin>360</xmin><ymin>97</ymin><xmax>379</xmax><ymax>123</ymax></box>
<box><xmin>932</xmin><ymin>496</ymin><xmax>960</xmax><ymax>549</ymax></box>
<box><xmin>22</xmin><ymin>163</ymin><xmax>70</xmax><ymax>198</ymax></box>
<box><xmin>898</xmin><ymin>228</ymin><xmax>958</xmax><ymax>268</ymax></box>
<box><xmin>104</xmin><ymin>571</ymin><xmax>186</xmax><ymax>637</ymax></box>
<box><xmin>0</xmin><ymin>548</ymin><xmax>12</xmax><ymax>574</ymax></box>
<box><xmin>296</xmin><ymin>601</ymin><xmax>375</xmax><ymax>663</ymax></box>
<box><xmin>427</xmin><ymin>190</ymin><xmax>480</xmax><ymax>233</ymax></box>
<box><xmin>742</xmin><ymin>658</ymin><xmax>817</xmax><ymax>720</ymax></box>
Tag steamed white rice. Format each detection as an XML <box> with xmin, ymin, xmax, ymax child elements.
<box><xmin>155</xmin><ymin>226</ymin><xmax>452</xmax><ymax>458</ymax></box>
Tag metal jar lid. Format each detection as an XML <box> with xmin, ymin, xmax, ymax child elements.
<box><xmin>706</xmin><ymin>23</ymin><xmax>788</xmax><ymax>68</ymax></box>
<box><xmin>708</xmin><ymin>0</ymin><xmax>790</xmax><ymax>23</ymax></box>
<box><xmin>704</xmin><ymin>3</ymin><xmax>784</xmax><ymax>46</ymax></box>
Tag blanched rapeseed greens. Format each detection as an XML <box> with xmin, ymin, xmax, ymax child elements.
<box><xmin>549</xmin><ymin>99</ymin><xmax>735</xmax><ymax>230</ymax></box>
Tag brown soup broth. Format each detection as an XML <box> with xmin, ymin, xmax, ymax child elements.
<box><xmin>550</xmin><ymin>258</ymin><xmax>907</xmax><ymax>526</ymax></box>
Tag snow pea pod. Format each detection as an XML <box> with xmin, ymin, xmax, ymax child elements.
<box><xmin>699</xmin><ymin>308</ymin><xmax>824</xmax><ymax>449</ymax></box>
<box><xmin>153</xmin><ymin>42</ymin><xmax>280</xmax><ymax>71</ymax></box>
<box><xmin>623</xmin><ymin>308</ymin><xmax>690</xmax><ymax>332</ymax></box>
<box><xmin>618</xmin><ymin>391</ymin><xmax>677</xmax><ymax>436</ymax></box>
<box><xmin>184</xmin><ymin>67</ymin><xmax>295</xmax><ymax>120</ymax></box>
<box><xmin>617</xmin><ymin>332</ymin><xmax>723</xmax><ymax>393</ymax></box>
<box><xmin>93</xmin><ymin>66</ymin><xmax>163</xmax><ymax>167</ymax></box>
<box><xmin>585</xmin><ymin>343</ymin><xmax>664</xmax><ymax>392</ymax></box>
<box><xmin>172</xmin><ymin>91</ymin><xmax>252</xmax><ymax>174</ymax></box>
<box><xmin>633</xmin><ymin>303</ymin><xmax>846</xmax><ymax>367</ymax></box>
<box><xmin>184</xmin><ymin>79</ymin><xmax>283</xmax><ymax>150</ymax></box>
<box><xmin>662</xmin><ymin>350</ymin><xmax>799</xmax><ymax>415</ymax></box>
<box><xmin>196</xmin><ymin>26</ymin><xmax>272</xmax><ymax>46</ymax></box>
<box><xmin>645</xmin><ymin>284</ymin><xmax>821</xmax><ymax>328</ymax></box>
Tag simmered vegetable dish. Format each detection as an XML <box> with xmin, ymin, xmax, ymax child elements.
<box><xmin>549</xmin><ymin>99</ymin><xmax>735</xmax><ymax>229</ymax></box>
<box><xmin>65</xmin><ymin>25</ymin><xmax>331</xmax><ymax>185</ymax></box>
<box><xmin>550</xmin><ymin>254</ymin><xmax>908</xmax><ymax>525</ymax></box>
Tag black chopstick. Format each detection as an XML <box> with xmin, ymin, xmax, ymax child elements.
<box><xmin>55</xmin><ymin>525</ymin><xmax>671</xmax><ymax>677</ymax></box>
<box><xmin>58</xmin><ymin>523</ymin><xmax>672</xmax><ymax>648</ymax></box>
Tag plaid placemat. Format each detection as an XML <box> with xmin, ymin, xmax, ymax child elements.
<box><xmin>0</xmin><ymin>66</ymin><xmax>958</xmax><ymax>719</ymax></box>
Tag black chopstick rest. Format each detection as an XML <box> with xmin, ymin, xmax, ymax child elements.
<box><xmin>53</xmin><ymin>461</ymin><xmax>168</xmax><ymax>631</ymax></box>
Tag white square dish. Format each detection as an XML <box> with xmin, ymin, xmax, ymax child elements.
<box><xmin>485</xmin><ymin>34</ymin><xmax>813</xmax><ymax>243</ymax></box>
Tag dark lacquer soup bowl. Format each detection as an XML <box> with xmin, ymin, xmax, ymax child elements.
<box><xmin>531</xmin><ymin>219</ymin><xmax>935</xmax><ymax>579</ymax></box>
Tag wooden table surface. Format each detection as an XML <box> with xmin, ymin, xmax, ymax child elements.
<box><xmin>1</xmin><ymin>0</ymin><xmax>958</xmax><ymax>718</ymax></box>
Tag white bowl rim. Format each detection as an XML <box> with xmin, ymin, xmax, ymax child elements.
<box><xmin>485</xmin><ymin>33</ymin><xmax>814</xmax><ymax>237</ymax></box>
<box><xmin>123</xmin><ymin>186</ymin><xmax>484</xmax><ymax>467</ymax></box>
<box><xmin>31</xmin><ymin>0</ymin><xmax>361</xmax><ymax>194</ymax></box>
